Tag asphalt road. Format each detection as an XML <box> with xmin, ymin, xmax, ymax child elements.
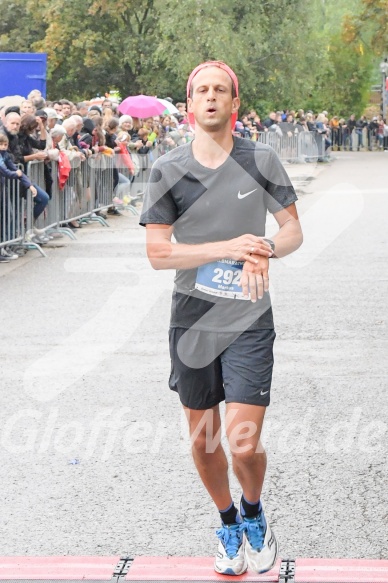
<box><xmin>0</xmin><ymin>151</ymin><xmax>387</xmax><ymax>560</ymax></box>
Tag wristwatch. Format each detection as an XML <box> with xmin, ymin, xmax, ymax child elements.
<box><xmin>263</xmin><ymin>238</ymin><xmax>276</xmax><ymax>257</ymax></box>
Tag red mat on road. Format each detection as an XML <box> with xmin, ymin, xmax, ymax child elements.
<box><xmin>126</xmin><ymin>556</ymin><xmax>280</xmax><ymax>580</ymax></box>
<box><xmin>295</xmin><ymin>558</ymin><xmax>388</xmax><ymax>583</ymax></box>
<box><xmin>0</xmin><ymin>556</ymin><xmax>119</xmax><ymax>580</ymax></box>
<box><xmin>0</xmin><ymin>556</ymin><xmax>388</xmax><ymax>581</ymax></box>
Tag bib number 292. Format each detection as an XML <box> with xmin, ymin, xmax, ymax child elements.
<box><xmin>212</xmin><ymin>268</ymin><xmax>241</xmax><ymax>287</ymax></box>
<box><xmin>195</xmin><ymin>260</ymin><xmax>247</xmax><ymax>300</ymax></box>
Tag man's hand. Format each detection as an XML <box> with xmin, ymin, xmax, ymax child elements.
<box><xmin>35</xmin><ymin>151</ymin><xmax>47</xmax><ymax>161</ymax></box>
<box><xmin>16</xmin><ymin>169</ymin><xmax>22</xmax><ymax>177</ymax></box>
<box><xmin>30</xmin><ymin>186</ymin><xmax>37</xmax><ymax>197</ymax></box>
<box><xmin>241</xmin><ymin>254</ymin><xmax>269</xmax><ymax>302</ymax></box>
<box><xmin>226</xmin><ymin>234</ymin><xmax>273</xmax><ymax>265</ymax></box>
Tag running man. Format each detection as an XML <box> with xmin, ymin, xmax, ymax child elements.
<box><xmin>140</xmin><ymin>61</ymin><xmax>303</xmax><ymax>575</ymax></box>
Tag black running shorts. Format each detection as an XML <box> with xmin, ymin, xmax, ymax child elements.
<box><xmin>169</xmin><ymin>327</ymin><xmax>276</xmax><ymax>410</ymax></box>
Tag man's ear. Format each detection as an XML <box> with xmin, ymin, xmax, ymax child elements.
<box><xmin>232</xmin><ymin>97</ymin><xmax>240</xmax><ymax>113</ymax></box>
<box><xmin>187</xmin><ymin>97</ymin><xmax>194</xmax><ymax>113</ymax></box>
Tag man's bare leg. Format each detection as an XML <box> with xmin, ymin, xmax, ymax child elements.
<box><xmin>184</xmin><ymin>404</ymin><xmax>248</xmax><ymax>574</ymax></box>
<box><xmin>225</xmin><ymin>402</ymin><xmax>277</xmax><ymax>573</ymax></box>
<box><xmin>184</xmin><ymin>405</ymin><xmax>232</xmax><ymax>510</ymax></box>
<box><xmin>225</xmin><ymin>402</ymin><xmax>267</xmax><ymax>501</ymax></box>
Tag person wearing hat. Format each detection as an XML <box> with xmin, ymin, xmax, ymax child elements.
<box><xmin>88</xmin><ymin>105</ymin><xmax>102</xmax><ymax>116</ymax></box>
<box><xmin>35</xmin><ymin>109</ymin><xmax>48</xmax><ymax>127</ymax></box>
<box><xmin>140</xmin><ymin>61</ymin><xmax>303</xmax><ymax>574</ymax></box>
<box><xmin>44</xmin><ymin>108</ymin><xmax>59</xmax><ymax>130</ymax></box>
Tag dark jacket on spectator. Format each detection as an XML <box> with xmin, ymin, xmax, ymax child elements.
<box><xmin>18</xmin><ymin>132</ymin><xmax>46</xmax><ymax>169</ymax></box>
<box><xmin>3</xmin><ymin>128</ymin><xmax>24</xmax><ymax>165</ymax></box>
<box><xmin>80</xmin><ymin>119</ymin><xmax>94</xmax><ymax>147</ymax></box>
<box><xmin>105</xmin><ymin>132</ymin><xmax>117</xmax><ymax>150</ymax></box>
<box><xmin>0</xmin><ymin>151</ymin><xmax>32</xmax><ymax>190</ymax></box>
<box><xmin>263</xmin><ymin>117</ymin><xmax>276</xmax><ymax>128</ymax></box>
<box><xmin>356</xmin><ymin>118</ymin><xmax>368</xmax><ymax>129</ymax></box>
<box><xmin>346</xmin><ymin>118</ymin><xmax>357</xmax><ymax>133</ymax></box>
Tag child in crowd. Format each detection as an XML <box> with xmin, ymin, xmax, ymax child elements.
<box><xmin>0</xmin><ymin>132</ymin><xmax>38</xmax><ymax>261</ymax></box>
<box><xmin>0</xmin><ymin>133</ymin><xmax>37</xmax><ymax>196</ymax></box>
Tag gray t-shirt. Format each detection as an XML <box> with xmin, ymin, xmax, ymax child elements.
<box><xmin>140</xmin><ymin>137</ymin><xmax>297</xmax><ymax>332</ymax></box>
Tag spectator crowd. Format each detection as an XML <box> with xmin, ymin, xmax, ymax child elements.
<box><xmin>1</xmin><ymin>88</ymin><xmax>387</xmax><ymax>264</ymax></box>
<box><xmin>234</xmin><ymin>109</ymin><xmax>388</xmax><ymax>154</ymax></box>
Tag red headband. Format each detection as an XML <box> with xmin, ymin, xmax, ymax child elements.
<box><xmin>186</xmin><ymin>61</ymin><xmax>239</xmax><ymax>129</ymax></box>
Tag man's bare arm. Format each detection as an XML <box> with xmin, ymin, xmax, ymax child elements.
<box><xmin>145</xmin><ymin>224</ymin><xmax>273</xmax><ymax>270</ymax></box>
<box><xmin>270</xmin><ymin>203</ymin><xmax>303</xmax><ymax>257</ymax></box>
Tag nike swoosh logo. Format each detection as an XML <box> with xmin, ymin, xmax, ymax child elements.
<box><xmin>260</xmin><ymin>390</ymin><xmax>269</xmax><ymax>396</ymax></box>
<box><xmin>237</xmin><ymin>189</ymin><xmax>257</xmax><ymax>199</ymax></box>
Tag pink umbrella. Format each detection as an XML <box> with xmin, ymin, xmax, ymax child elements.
<box><xmin>118</xmin><ymin>95</ymin><xmax>166</xmax><ymax>118</ymax></box>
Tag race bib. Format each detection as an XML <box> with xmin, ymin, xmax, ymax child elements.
<box><xmin>195</xmin><ymin>259</ymin><xmax>248</xmax><ymax>300</ymax></box>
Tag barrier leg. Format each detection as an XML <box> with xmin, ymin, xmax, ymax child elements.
<box><xmin>88</xmin><ymin>213</ymin><xmax>110</xmax><ymax>226</ymax></box>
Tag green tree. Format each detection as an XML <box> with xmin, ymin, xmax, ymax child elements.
<box><xmin>28</xmin><ymin>0</ymin><xmax>161</xmax><ymax>99</ymax></box>
<box><xmin>0</xmin><ymin>1</ymin><xmax>45</xmax><ymax>52</ymax></box>
<box><xmin>344</xmin><ymin>0</ymin><xmax>388</xmax><ymax>56</ymax></box>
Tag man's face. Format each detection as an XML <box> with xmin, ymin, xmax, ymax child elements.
<box><xmin>20</xmin><ymin>101</ymin><xmax>34</xmax><ymax>115</ymax></box>
<box><xmin>102</xmin><ymin>100</ymin><xmax>112</xmax><ymax>109</ymax></box>
<box><xmin>53</xmin><ymin>103</ymin><xmax>62</xmax><ymax>115</ymax></box>
<box><xmin>78</xmin><ymin>105</ymin><xmax>88</xmax><ymax>116</ymax></box>
<box><xmin>62</xmin><ymin>104</ymin><xmax>71</xmax><ymax>117</ymax></box>
<box><xmin>65</xmin><ymin>124</ymin><xmax>76</xmax><ymax>137</ymax></box>
<box><xmin>5</xmin><ymin>114</ymin><xmax>21</xmax><ymax>135</ymax></box>
<box><xmin>187</xmin><ymin>67</ymin><xmax>239</xmax><ymax>131</ymax></box>
<box><xmin>178</xmin><ymin>104</ymin><xmax>186</xmax><ymax>113</ymax></box>
<box><xmin>52</xmin><ymin>134</ymin><xmax>63</xmax><ymax>146</ymax></box>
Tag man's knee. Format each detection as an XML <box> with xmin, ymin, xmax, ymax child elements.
<box><xmin>191</xmin><ymin>429</ymin><xmax>210</xmax><ymax>455</ymax></box>
<box><xmin>185</xmin><ymin>407</ymin><xmax>221</xmax><ymax>455</ymax></box>
<box><xmin>231</xmin><ymin>443</ymin><xmax>263</xmax><ymax>465</ymax></box>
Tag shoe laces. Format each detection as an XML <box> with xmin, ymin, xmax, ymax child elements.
<box><xmin>216</xmin><ymin>523</ymin><xmax>244</xmax><ymax>558</ymax></box>
<box><xmin>243</xmin><ymin>512</ymin><xmax>266</xmax><ymax>550</ymax></box>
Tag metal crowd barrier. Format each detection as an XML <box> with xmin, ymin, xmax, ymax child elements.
<box><xmin>29</xmin><ymin>153</ymin><xmax>118</xmax><ymax>234</ymax></box>
<box><xmin>330</xmin><ymin>127</ymin><xmax>382</xmax><ymax>151</ymax></box>
<box><xmin>256</xmin><ymin>131</ymin><xmax>326</xmax><ymax>162</ymax></box>
<box><xmin>0</xmin><ymin>179</ymin><xmax>25</xmax><ymax>248</ymax></box>
<box><xmin>255</xmin><ymin>127</ymin><xmax>385</xmax><ymax>158</ymax></box>
<box><xmin>0</xmin><ymin>175</ymin><xmax>46</xmax><ymax>257</ymax></box>
<box><xmin>0</xmin><ymin>154</ymin><xmax>122</xmax><ymax>259</ymax></box>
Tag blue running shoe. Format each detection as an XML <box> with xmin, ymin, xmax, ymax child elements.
<box><xmin>240</xmin><ymin>501</ymin><xmax>278</xmax><ymax>573</ymax></box>
<box><xmin>214</xmin><ymin>522</ymin><xmax>247</xmax><ymax>575</ymax></box>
